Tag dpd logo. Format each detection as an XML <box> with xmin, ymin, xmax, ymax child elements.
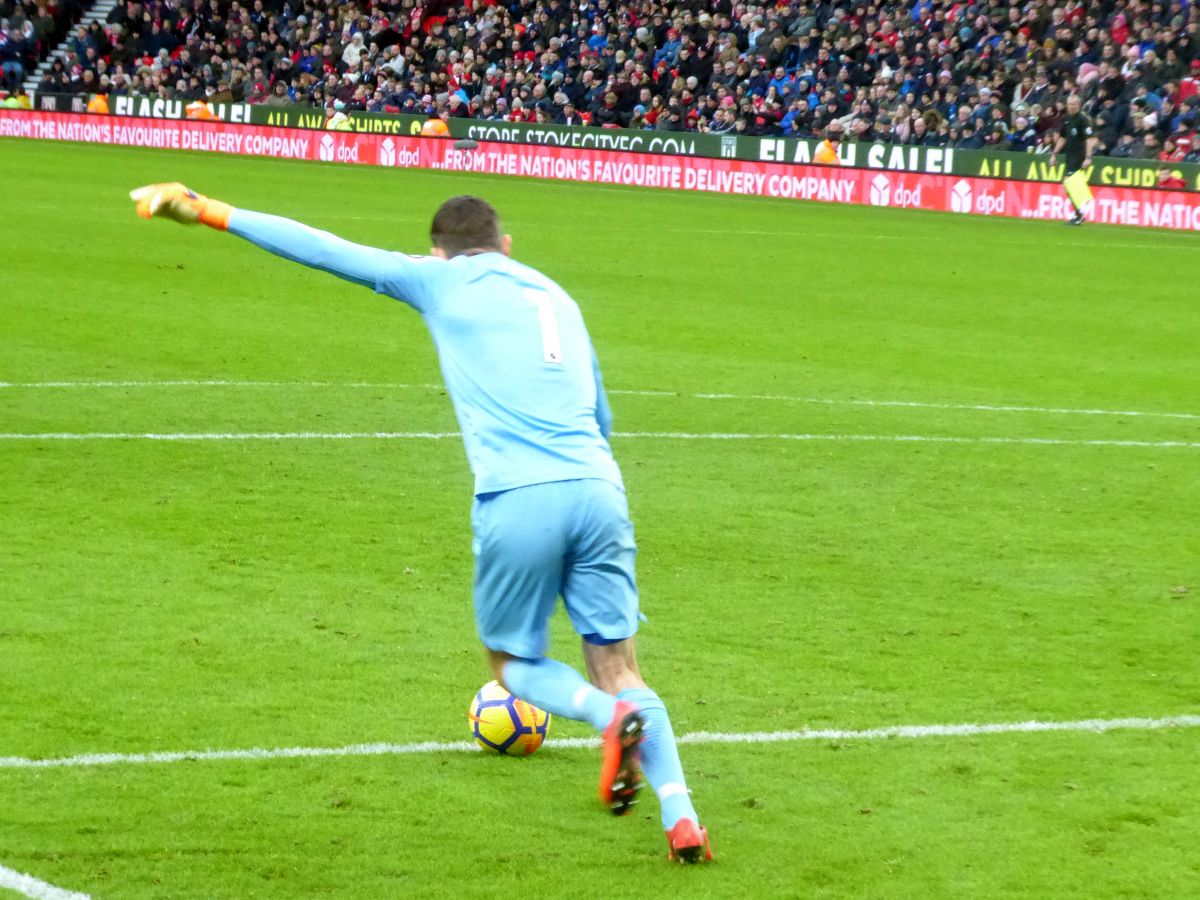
<box><xmin>318</xmin><ymin>133</ymin><xmax>336</xmax><ymax>162</ymax></box>
<box><xmin>950</xmin><ymin>180</ymin><xmax>973</xmax><ymax>213</ymax></box>
<box><xmin>869</xmin><ymin>173</ymin><xmax>891</xmax><ymax>207</ymax></box>
<box><xmin>950</xmin><ymin>178</ymin><xmax>1004</xmax><ymax>214</ymax></box>
<box><xmin>316</xmin><ymin>134</ymin><xmax>361</xmax><ymax>163</ymax></box>
<box><xmin>379</xmin><ymin>137</ymin><xmax>395</xmax><ymax>167</ymax></box>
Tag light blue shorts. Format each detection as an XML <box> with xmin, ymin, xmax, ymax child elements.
<box><xmin>471</xmin><ymin>478</ymin><xmax>640</xmax><ymax>659</ymax></box>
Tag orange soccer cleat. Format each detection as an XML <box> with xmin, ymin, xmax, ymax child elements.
<box><xmin>665</xmin><ymin>818</ymin><xmax>713</xmax><ymax>864</ymax></box>
<box><xmin>598</xmin><ymin>700</ymin><xmax>644</xmax><ymax>815</ymax></box>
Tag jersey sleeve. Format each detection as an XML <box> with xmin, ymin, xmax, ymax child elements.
<box><xmin>591</xmin><ymin>345</ymin><xmax>613</xmax><ymax>439</ymax></box>
<box><xmin>227</xmin><ymin>209</ymin><xmax>453</xmax><ymax>312</ymax></box>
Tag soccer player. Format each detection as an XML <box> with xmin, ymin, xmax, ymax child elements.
<box><xmin>129</xmin><ymin>184</ymin><xmax>712</xmax><ymax>863</ymax></box>
<box><xmin>1050</xmin><ymin>94</ymin><xmax>1098</xmax><ymax>226</ymax></box>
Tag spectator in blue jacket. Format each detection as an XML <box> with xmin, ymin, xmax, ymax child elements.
<box><xmin>653</xmin><ymin>28</ymin><xmax>681</xmax><ymax>67</ymax></box>
<box><xmin>67</xmin><ymin>24</ymin><xmax>95</xmax><ymax>61</ymax></box>
<box><xmin>1</xmin><ymin>29</ymin><xmax>28</xmax><ymax>89</ymax></box>
<box><xmin>768</xmin><ymin>66</ymin><xmax>793</xmax><ymax>98</ymax></box>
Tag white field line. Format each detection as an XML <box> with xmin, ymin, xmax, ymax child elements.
<box><xmin>0</xmin><ymin>380</ymin><xmax>442</xmax><ymax>390</ymax></box>
<box><xmin>0</xmin><ymin>865</ymin><xmax>90</xmax><ymax>900</ymax></box>
<box><xmin>1</xmin><ymin>380</ymin><xmax>1195</xmax><ymax>422</ymax></box>
<box><xmin>0</xmin><ymin>434</ymin><xmax>453</xmax><ymax>441</ymax></box>
<box><xmin>0</xmin><ymin>432</ymin><xmax>456</xmax><ymax>441</ymax></box>
<box><xmin>0</xmin><ymin>432</ymin><xmax>1198</xmax><ymax>448</ymax></box>
<box><xmin>621</xmin><ymin>433</ymin><xmax>1200</xmax><ymax>448</ymax></box>
<box><xmin>620</xmin><ymin>390</ymin><xmax>1200</xmax><ymax>422</ymax></box>
<box><xmin>1</xmin><ymin>715</ymin><xmax>1196</xmax><ymax>772</ymax></box>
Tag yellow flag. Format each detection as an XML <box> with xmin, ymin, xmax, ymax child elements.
<box><xmin>1064</xmin><ymin>169</ymin><xmax>1093</xmax><ymax>209</ymax></box>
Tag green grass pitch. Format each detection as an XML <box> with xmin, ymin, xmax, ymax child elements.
<box><xmin>1</xmin><ymin>137</ymin><xmax>1198</xmax><ymax>899</ymax></box>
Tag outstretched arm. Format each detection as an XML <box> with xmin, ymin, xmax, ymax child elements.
<box><xmin>130</xmin><ymin>183</ymin><xmax>445</xmax><ymax>311</ymax></box>
<box><xmin>229</xmin><ymin>209</ymin><xmax>394</xmax><ymax>290</ymax></box>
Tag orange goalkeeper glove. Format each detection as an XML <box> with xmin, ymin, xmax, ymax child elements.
<box><xmin>129</xmin><ymin>183</ymin><xmax>233</xmax><ymax>230</ymax></box>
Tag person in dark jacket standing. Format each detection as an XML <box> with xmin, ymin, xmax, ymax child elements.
<box><xmin>1051</xmin><ymin>94</ymin><xmax>1099</xmax><ymax>226</ymax></box>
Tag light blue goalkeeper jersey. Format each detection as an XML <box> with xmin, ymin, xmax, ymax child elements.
<box><xmin>228</xmin><ymin>209</ymin><xmax>622</xmax><ymax>496</ymax></box>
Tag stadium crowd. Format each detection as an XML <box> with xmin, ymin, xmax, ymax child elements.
<box><xmin>1</xmin><ymin>0</ymin><xmax>88</xmax><ymax>96</ymax></box>
<box><xmin>19</xmin><ymin>0</ymin><xmax>1200</xmax><ymax>161</ymax></box>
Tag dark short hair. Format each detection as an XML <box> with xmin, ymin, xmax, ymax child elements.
<box><xmin>430</xmin><ymin>195</ymin><xmax>502</xmax><ymax>257</ymax></box>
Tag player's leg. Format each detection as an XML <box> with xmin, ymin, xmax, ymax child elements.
<box><xmin>472</xmin><ymin>483</ymin><xmax>618</xmax><ymax>733</ymax></box>
<box><xmin>492</xmin><ymin>643</ymin><xmax>644</xmax><ymax>818</ymax></box>
<box><xmin>563</xmin><ymin>480</ymin><xmax>711</xmax><ymax>860</ymax></box>
<box><xmin>489</xmin><ymin>648</ymin><xmax>616</xmax><ymax>732</ymax></box>
<box><xmin>583</xmin><ymin>639</ymin><xmax>710</xmax><ymax>862</ymax></box>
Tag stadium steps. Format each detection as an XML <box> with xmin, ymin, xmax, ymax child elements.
<box><xmin>25</xmin><ymin>0</ymin><xmax>120</xmax><ymax>95</ymax></box>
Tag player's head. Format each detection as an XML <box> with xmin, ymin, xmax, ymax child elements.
<box><xmin>430</xmin><ymin>195</ymin><xmax>512</xmax><ymax>259</ymax></box>
<box><xmin>1067</xmin><ymin>94</ymin><xmax>1081</xmax><ymax>114</ymax></box>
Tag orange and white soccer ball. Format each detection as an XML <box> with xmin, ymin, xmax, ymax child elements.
<box><xmin>469</xmin><ymin>680</ymin><xmax>551</xmax><ymax>755</ymax></box>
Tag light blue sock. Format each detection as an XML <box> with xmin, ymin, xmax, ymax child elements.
<box><xmin>502</xmin><ymin>657</ymin><xmax>616</xmax><ymax>732</ymax></box>
<box><xmin>618</xmin><ymin>687</ymin><xmax>698</xmax><ymax>830</ymax></box>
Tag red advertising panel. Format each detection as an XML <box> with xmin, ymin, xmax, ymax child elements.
<box><xmin>3</xmin><ymin>110</ymin><xmax>1199</xmax><ymax>232</ymax></box>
